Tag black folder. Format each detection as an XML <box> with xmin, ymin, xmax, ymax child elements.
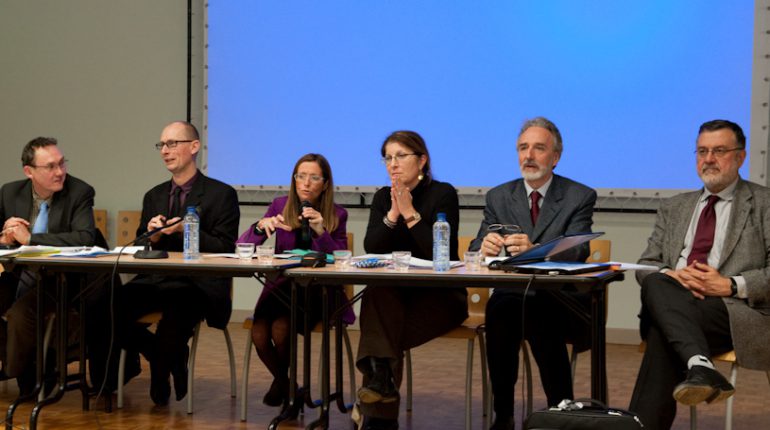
<box><xmin>490</xmin><ymin>232</ymin><xmax>609</xmax><ymax>274</ymax></box>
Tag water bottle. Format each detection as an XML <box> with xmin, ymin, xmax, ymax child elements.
<box><xmin>433</xmin><ymin>212</ymin><xmax>450</xmax><ymax>272</ymax></box>
<box><xmin>183</xmin><ymin>206</ymin><xmax>200</xmax><ymax>260</ymax></box>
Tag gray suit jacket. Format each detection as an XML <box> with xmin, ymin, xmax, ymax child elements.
<box><xmin>637</xmin><ymin>178</ymin><xmax>770</xmax><ymax>370</ymax></box>
<box><xmin>469</xmin><ymin>174</ymin><xmax>596</xmax><ymax>262</ymax></box>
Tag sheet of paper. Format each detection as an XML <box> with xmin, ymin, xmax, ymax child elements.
<box><xmin>51</xmin><ymin>246</ymin><xmax>111</xmax><ymax>257</ymax></box>
<box><xmin>109</xmin><ymin>246</ymin><xmax>145</xmax><ymax>255</ymax></box>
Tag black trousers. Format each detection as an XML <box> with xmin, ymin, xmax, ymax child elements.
<box><xmin>356</xmin><ymin>286</ymin><xmax>468</xmax><ymax>419</ymax></box>
<box><xmin>629</xmin><ymin>272</ymin><xmax>732</xmax><ymax>430</ymax></box>
<box><xmin>485</xmin><ymin>288</ymin><xmax>590</xmax><ymax>418</ymax></box>
<box><xmin>115</xmin><ymin>277</ymin><xmax>207</xmax><ymax>388</ymax></box>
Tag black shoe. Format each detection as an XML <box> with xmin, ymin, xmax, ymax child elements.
<box><xmin>490</xmin><ymin>415</ymin><xmax>515</xmax><ymax>430</ymax></box>
<box><xmin>673</xmin><ymin>365</ymin><xmax>735</xmax><ymax>406</ymax></box>
<box><xmin>357</xmin><ymin>357</ymin><xmax>398</xmax><ymax>404</ymax></box>
<box><xmin>362</xmin><ymin>416</ymin><xmax>399</xmax><ymax>430</ymax></box>
<box><xmin>149</xmin><ymin>358</ymin><xmax>170</xmax><ymax>406</ymax></box>
<box><xmin>171</xmin><ymin>346</ymin><xmax>189</xmax><ymax>401</ymax></box>
<box><xmin>279</xmin><ymin>386</ymin><xmax>304</xmax><ymax>419</ymax></box>
<box><xmin>263</xmin><ymin>377</ymin><xmax>289</xmax><ymax>407</ymax></box>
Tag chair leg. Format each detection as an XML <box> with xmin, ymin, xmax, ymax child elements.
<box><xmin>240</xmin><ymin>328</ymin><xmax>253</xmax><ymax>422</ymax></box>
<box><xmin>522</xmin><ymin>341</ymin><xmax>534</xmax><ymax>417</ymax></box>
<box><xmin>464</xmin><ymin>338</ymin><xmax>474</xmax><ymax>430</ymax></box>
<box><xmin>342</xmin><ymin>326</ymin><xmax>356</xmax><ymax>406</ymax></box>
<box><xmin>724</xmin><ymin>361</ymin><xmax>738</xmax><ymax>430</ymax></box>
<box><xmin>223</xmin><ymin>327</ymin><xmax>236</xmax><ymax>398</ymax></box>
<box><xmin>569</xmin><ymin>347</ymin><xmax>578</xmax><ymax>382</ymax></box>
<box><xmin>187</xmin><ymin>322</ymin><xmax>201</xmax><ymax>414</ymax></box>
<box><xmin>405</xmin><ymin>349</ymin><xmax>413</xmax><ymax>412</ymax></box>
<box><xmin>690</xmin><ymin>405</ymin><xmax>697</xmax><ymax>430</ymax></box>
<box><xmin>478</xmin><ymin>329</ymin><xmax>489</xmax><ymax>418</ymax></box>
<box><xmin>117</xmin><ymin>349</ymin><xmax>127</xmax><ymax>408</ymax></box>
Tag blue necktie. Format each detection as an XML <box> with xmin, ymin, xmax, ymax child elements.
<box><xmin>32</xmin><ymin>202</ymin><xmax>49</xmax><ymax>234</ymax></box>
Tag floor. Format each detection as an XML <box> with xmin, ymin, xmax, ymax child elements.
<box><xmin>0</xmin><ymin>325</ymin><xmax>767</xmax><ymax>429</ymax></box>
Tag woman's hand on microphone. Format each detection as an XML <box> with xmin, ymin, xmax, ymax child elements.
<box><xmin>300</xmin><ymin>206</ymin><xmax>325</xmax><ymax>236</ymax></box>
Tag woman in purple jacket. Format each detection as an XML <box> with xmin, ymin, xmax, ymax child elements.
<box><xmin>236</xmin><ymin>153</ymin><xmax>350</xmax><ymax>408</ymax></box>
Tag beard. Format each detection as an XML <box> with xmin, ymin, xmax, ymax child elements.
<box><xmin>699</xmin><ymin>165</ymin><xmax>733</xmax><ymax>192</ymax></box>
<box><xmin>520</xmin><ymin>161</ymin><xmax>551</xmax><ymax>182</ymax></box>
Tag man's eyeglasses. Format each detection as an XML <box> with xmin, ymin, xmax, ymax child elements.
<box><xmin>294</xmin><ymin>173</ymin><xmax>325</xmax><ymax>183</ymax></box>
<box><xmin>155</xmin><ymin>140</ymin><xmax>194</xmax><ymax>150</ymax></box>
<box><xmin>695</xmin><ymin>147</ymin><xmax>743</xmax><ymax>158</ymax></box>
<box><xmin>381</xmin><ymin>153</ymin><xmax>419</xmax><ymax>165</ymax></box>
<box><xmin>29</xmin><ymin>159</ymin><xmax>68</xmax><ymax>172</ymax></box>
<box><xmin>486</xmin><ymin>224</ymin><xmax>522</xmax><ymax>236</ymax></box>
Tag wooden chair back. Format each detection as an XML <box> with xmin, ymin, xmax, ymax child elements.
<box><xmin>586</xmin><ymin>239</ymin><xmax>611</xmax><ymax>263</ymax></box>
<box><xmin>93</xmin><ymin>209</ymin><xmax>108</xmax><ymax>242</ymax></box>
<box><xmin>117</xmin><ymin>210</ymin><xmax>142</xmax><ymax>246</ymax></box>
<box><xmin>458</xmin><ymin>235</ymin><xmax>488</xmax><ymax>317</ymax></box>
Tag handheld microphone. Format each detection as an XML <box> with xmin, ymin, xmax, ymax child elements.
<box><xmin>133</xmin><ymin>217</ymin><xmax>184</xmax><ymax>259</ymax></box>
<box><xmin>300</xmin><ymin>200</ymin><xmax>312</xmax><ymax>243</ymax></box>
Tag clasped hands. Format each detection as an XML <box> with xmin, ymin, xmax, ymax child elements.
<box><xmin>257</xmin><ymin>206</ymin><xmax>325</xmax><ymax>238</ymax></box>
<box><xmin>146</xmin><ymin>215</ymin><xmax>183</xmax><ymax>243</ymax></box>
<box><xmin>386</xmin><ymin>176</ymin><xmax>417</xmax><ymax>226</ymax></box>
<box><xmin>1</xmin><ymin>217</ymin><xmax>32</xmax><ymax>246</ymax></box>
<box><xmin>480</xmin><ymin>231</ymin><xmax>534</xmax><ymax>257</ymax></box>
<box><xmin>665</xmin><ymin>261</ymin><xmax>732</xmax><ymax>299</ymax></box>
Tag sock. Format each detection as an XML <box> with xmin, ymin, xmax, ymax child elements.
<box><xmin>687</xmin><ymin>354</ymin><xmax>715</xmax><ymax>370</ymax></box>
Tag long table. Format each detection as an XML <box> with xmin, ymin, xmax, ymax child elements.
<box><xmin>1</xmin><ymin>252</ymin><xmax>297</xmax><ymax>430</ymax></box>
<box><xmin>277</xmin><ymin>265</ymin><xmax>624</xmax><ymax>430</ymax></box>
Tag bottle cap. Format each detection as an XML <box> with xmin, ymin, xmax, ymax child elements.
<box><xmin>436</xmin><ymin>212</ymin><xmax>446</xmax><ymax>222</ymax></box>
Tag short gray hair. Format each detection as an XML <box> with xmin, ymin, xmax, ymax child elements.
<box><xmin>519</xmin><ymin>117</ymin><xmax>562</xmax><ymax>155</ymax></box>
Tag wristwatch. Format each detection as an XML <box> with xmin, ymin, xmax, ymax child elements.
<box><xmin>403</xmin><ymin>212</ymin><xmax>422</xmax><ymax>224</ymax></box>
<box><xmin>729</xmin><ymin>277</ymin><xmax>738</xmax><ymax>297</ymax></box>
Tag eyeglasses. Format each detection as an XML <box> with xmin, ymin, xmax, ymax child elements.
<box><xmin>695</xmin><ymin>147</ymin><xmax>743</xmax><ymax>158</ymax></box>
<box><xmin>155</xmin><ymin>140</ymin><xmax>194</xmax><ymax>150</ymax></box>
<box><xmin>29</xmin><ymin>159</ymin><xmax>68</xmax><ymax>172</ymax></box>
<box><xmin>381</xmin><ymin>153</ymin><xmax>418</xmax><ymax>165</ymax></box>
<box><xmin>486</xmin><ymin>224</ymin><xmax>522</xmax><ymax>236</ymax></box>
<box><xmin>294</xmin><ymin>173</ymin><xmax>325</xmax><ymax>183</ymax></box>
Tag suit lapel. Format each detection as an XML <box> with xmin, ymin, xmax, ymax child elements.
<box><xmin>532</xmin><ymin>176</ymin><xmax>563</xmax><ymax>242</ymax></box>
<box><xmin>668</xmin><ymin>191</ymin><xmax>701</xmax><ymax>266</ymax></box>
<box><xmin>185</xmin><ymin>172</ymin><xmax>206</xmax><ymax>213</ymax></box>
<box><xmin>15</xmin><ymin>181</ymin><xmax>33</xmax><ymax>220</ymax></box>
<box><xmin>719</xmin><ymin>180</ymin><xmax>751</xmax><ymax>270</ymax></box>
<box><xmin>48</xmin><ymin>185</ymin><xmax>66</xmax><ymax>233</ymax></box>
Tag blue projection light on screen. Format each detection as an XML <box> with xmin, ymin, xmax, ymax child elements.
<box><xmin>207</xmin><ymin>1</ymin><xmax>752</xmax><ymax>190</ymax></box>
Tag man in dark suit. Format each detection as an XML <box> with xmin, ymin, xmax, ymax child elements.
<box><xmin>0</xmin><ymin>136</ymin><xmax>98</xmax><ymax>394</ymax></box>
<box><xmin>115</xmin><ymin>121</ymin><xmax>239</xmax><ymax>406</ymax></box>
<box><xmin>630</xmin><ymin>120</ymin><xmax>770</xmax><ymax>429</ymax></box>
<box><xmin>469</xmin><ymin>117</ymin><xmax>596</xmax><ymax>430</ymax></box>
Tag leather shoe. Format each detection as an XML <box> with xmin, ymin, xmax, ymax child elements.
<box><xmin>171</xmin><ymin>346</ymin><xmax>189</xmax><ymax>401</ymax></box>
<box><xmin>489</xmin><ymin>415</ymin><xmax>514</xmax><ymax>430</ymax></box>
<box><xmin>357</xmin><ymin>357</ymin><xmax>398</xmax><ymax>404</ymax></box>
<box><xmin>361</xmin><ymin>416</ymin><xmax>399</xmax><ymax>430</ymax></box>
<box><xmin>673</xmin><ymin>365</ymin><xmax>734</xmax><ymax>406</ymax></box>
<box><xmin>263</xmin><ymin>377</ymin><xmax>289</xmax><ymax>407</ymax></box>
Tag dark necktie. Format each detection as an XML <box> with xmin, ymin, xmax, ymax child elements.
<box><xmin>530</xmin><ymin>191</ymin><xmax>541</xmax><ymax>225</ymax></box>
<box><xmin>687</xmin><ymin>195</ymin><xmax>720</xmax><ymax>266</ymax></box>
<box><xmin>171</xmin><ymin>187</ymin><xmax>182</xmax><ymax>218</ymax></box>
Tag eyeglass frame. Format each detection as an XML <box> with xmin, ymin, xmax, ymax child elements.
<box><xmin>381</xmin><ymin>153</ymin><xmax>420</xmax><ymax>165</ymax></box>
<box><xmin>293</xmin><ymin>173</ymin><xmax>325</xmax><ymax>183</ymax></box>
<box><xmin>29</xmin><ymin>158</ymin><xmax>68</xmax><ymax>172</ymax></box>
<box><xmin>486</xmin><ymin>224</ymin><xmax>522</xmax><ymax>236</ymax></box>
<box><xmin>694</xmin><ymin>147</ymin><xmax>743</xmax><ymax>158</ymax></box>
<box><xmin>155</xmin><ymin>140</ymin><xmax>194</xmax><ymax>150</ymax></box>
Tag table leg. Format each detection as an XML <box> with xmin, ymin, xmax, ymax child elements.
<box><xmin>590</xmin><ymin>284</ymin><xmax>608</xmax><ymax>403</ymax></box>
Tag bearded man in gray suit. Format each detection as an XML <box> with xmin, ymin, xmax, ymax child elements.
<box><xmin>469</xmin><ymin>117</ymin><xmax>597</xmax><ymax>430</ymax></box>
<box><xmin>630</xmin><ymin>119</ymin><xmax>770</xmax><ymax>429</ymax></box>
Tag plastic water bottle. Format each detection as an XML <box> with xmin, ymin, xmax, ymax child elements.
<box><xmin>433</xmin><ymin>212</ymin><xmax>450</xmax><ymax>272</ymax></box>
<box><xmin>183</xmin><ymin>206</ymin><xmax>200</xmax><ymax>260</ymax></box>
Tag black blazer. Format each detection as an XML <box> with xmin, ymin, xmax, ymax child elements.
<box><xmin>0</xmin><ymin>175</ymin><xmax>96</xmax><ymax>247</ymax></box>
<box><xmin>132</xmin><ymin>171</ymin><xmax>240</xmax><ymax>329</ymax></box>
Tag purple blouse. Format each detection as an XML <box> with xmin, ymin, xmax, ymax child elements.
<box><xmin>237</xmin><ymin>196</ymin><xmax>355</xmax><ymax>324</ymax></box>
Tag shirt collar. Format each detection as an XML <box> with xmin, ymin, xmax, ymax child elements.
<box><xmin>701</xmin><ymin>177</ymin><xmax>738</xmax><ymax>203</ymax></box>
<box><xmin>170</xmin><ymin>170</ymin><xmax>199</xmax><ymax>195</ymax></box>
<box><xmin>524</xmin><ymin>175</ymin><xmax>553</xmax><ymax>199</ymax></box>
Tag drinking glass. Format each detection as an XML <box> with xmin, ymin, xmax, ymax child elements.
<box><xmin>392</xmin><ymin>251</ymin><xmax>411</xmax><ymax>272</ymax></box>
<box><xmin>235</xmin><ymin>243</ymin><xmax>255</xmax><ymax>261</ymax></box>
<box><xmin>463</xmin><ymin>250</ymin><xmax>481</xmax><ymax>272</ymax></box>
<box><xmin>333</xmin><ymin>250</ymin><xmax>353</xmax><ymax>271</ymax></box>
<box><xmin>256</xmin><ymin>245</ymin><xmax>274</xmax><ymax>265</ymax></box>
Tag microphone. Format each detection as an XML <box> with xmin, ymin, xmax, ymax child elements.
<box><xmin>133</xmin><ymin>217</ymin><xmax>184</xmax><ymax>259</ymax></box>
<box><xmin>300</xmin><ymin>200</ymin><xmax>312</xmax><ymax>244</ymax></box>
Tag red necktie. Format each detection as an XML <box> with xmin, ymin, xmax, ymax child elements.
<box><xmin>687</xmin><ymin>195</ymin><xmax>720</xmax><ymax>266</ymax></box>
<box><xmin>530</xmin><ymin>191</ymin><xmax>541</xmax><ymax>225</ymax></box>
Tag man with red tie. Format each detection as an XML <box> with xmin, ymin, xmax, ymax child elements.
<box><xmin>630</xmin><ymin>120</ymin><xmax>770</xmax><ymax>429</ymax></box>
<box><xmin>469</xmin><ymin>117</ymin><xmax>597</xmax><ymax>430</ymax></box>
